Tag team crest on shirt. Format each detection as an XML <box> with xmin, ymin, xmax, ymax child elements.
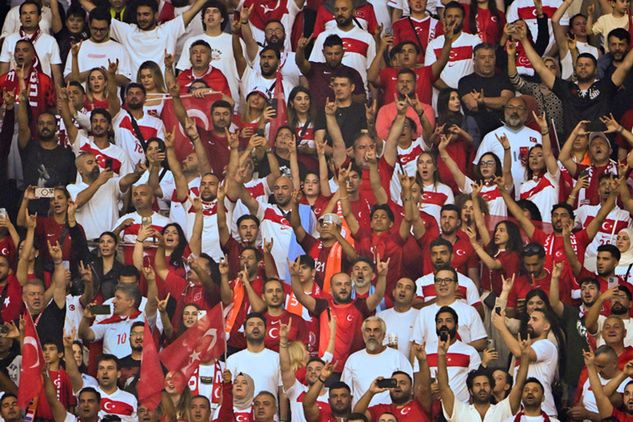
<box><xmin>529</xmin><ymin>136</ymin><xmax>537</xmax><ymax>143</ymax></box>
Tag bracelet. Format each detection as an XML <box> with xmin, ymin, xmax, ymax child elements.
<box><xmin>503</xmin><ymin>147</ymin><xmax>510</xmax><ymax>151</ymax></box>
<box><xmin>240</xmin><ymin>20</ymin><xmax>248</xmax><ymax>25</ymax></box>
<box><xmin>541</xmin><ymin>130</ymin><xmax>549</xmax><ymax>136</ymax></box>
<box><xmin>53</xmin><ymin>260</ymin><xmax>63</xmax><ymax>265</ymax></box>
<box><xmin>317</xmin><ymin>376</ymin><xmax>327</xmax><ymax>384</ymax></box>
<box><xmin>279</xmin><ymin>342</ymin><xmax>288</xmax><ymax>348</ymax></box>
<box><xmin>136</xmin><ymin>239</ymin><xmax>144</xmax><ymax>243</ymax></box>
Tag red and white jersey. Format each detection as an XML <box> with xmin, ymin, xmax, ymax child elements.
<box><xmin>575</xmin><ymin>205</ymin><xmax>632</xmax><ymax>272</ymax></box>
<box><xmin>190</xmin><ymin>361</ymin><xmax>225</xmax><ymax>411</ymax></box>
<box><xmin>417</xmin><ymin>184</ymin><xmax>454</xmax><ymax>225</ymax></box>
<box><xmin>257</xmin><ymin>203</ymin><xmax>295</xmax><ymax>281</ymax></box>
<box><xmin>113</xmin><ymin>110</ymin><xmax>166</xmax><ymax>165</ymax></box>
<box><xmin>169</xmin><ymin>177</ymin><xmax>200</xmax><ymax>229</ymax></box>
<box><xmin>64</xmin><ymin>295</ymin><xmax>84</xmax><ymax>340</ymax></box>
<box><xmin>425</xmin><ymin>340</ymin><xmax>481</xmax><ymax>402</ymax></box>
<box><xmin>461</xmin><ymin>177</ymin><xmax>506</xmax><ymax>217</ymax></box>
<box><xmin>581</xmin><ymin>371</ymin><xmax>629</xmax><ymax>415</ymax></box>
<box><xmin>475</xmin><ymin>125</ymin><xmax>542</xmax><ymax>199</ymax></box>
<box><xmin>424</xmin><ymin>32</ymin><xmax>481</xmax><ymax>89</ymax></box>
<box><xmin>309</xmin><ymin>26</ymin><xmax>376</xmax><ymax>86</ymax></box>
<box><xmin>313</xmin><ymin>2</ymin><xmax>379</xmax><ymax>38</ymax></box>
<box><xmin>519</xmin><ymin>171</ymin><xmax>560</xmax><ymax>224</ymax></box>
<box><xmin>392</xmin><ymin>15</ymin><xmax>439</xmax><ymax>54</ymax></box>
<box><xmin>72</xmin><ymin>133</ymin><xmax>134</xmax><ymax>176</ymax></box>
<box><xmin>386</xmin><ymin>139</ymin><xmax>423</xmax><ymax>202</ymax></box>
<box><xmin>285</xmin><ymin>379</ymin><xmax>330</xmax><ymax>422</ymax></box>
<box><xmin>506</xmin><ymin>0</ymin><xmax>569</xmax><ymax>54</ymax></box>
<box><xmin>415</xmin><ymin>272</ymin><xmax>481</xmax><ymax>307</ymax></box>
<box><xmin>113</xmin><ymin>211</ymin><xmax>171</xmax><ymax>245</ymax></box>
<box><xmin>412</xmin><ymin>301</ymin><xmax>487</xmax><ymax>346</ymax></box>
<box><xmin>239</xmin><ymin>0</ymin><xmax>301</xmax><ymax>50</ymax></box>
<box><xmin>512</xmin><ymin>339</ymin><xmax>558</xmax><ymax>417</ymax></box>
<box><xmin>97</xmin><ymin>386</ymin><xmax>138</xmax><ymax>422</ymax></box>
<box><xmin>183</xmin><ymin>193</ymin><xmax>230</xmax><ymax>261</ymax></box>
<box><xmin>91</xmin><ymin>311</ymin><xmax>146</xmax><ymax>358</ymax></box>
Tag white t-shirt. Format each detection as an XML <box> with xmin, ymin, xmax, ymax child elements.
<box><xmin>109</xmin><ymin>15</ymin><xmax>186</xmax><ymax>74</ymax></box>
<box><xmin>424</xmin><ymin>32</ymin><xmax>482</xmax><ymax>90</ymax></box>
<box><xmin>309</xmin><ymin>25</ymin><xmax>376</xmax><ymax>87</ymax></box>
<box><xmin>285</xmin><ymin>379</ymin><xmax>329</xmax><ymax>422</ymax></box>
<box><xmin>241</xmin><ymin>66</ymin><xmax>294</xmax><ymax>102</ymax></box>
<box><xmin>62</xmin><ymin>39</ymin><xmax>132</xmax><ymax>81</ymax></box>
<box><xmin>502</xmin><ymin>416</ymin><xmax>561</xmax><ymax>422</ymax></box>
<box><xmin>72</xmin><ymin>133</ymin><xmax>134</xmax><ymax>176</ymax></box>
<box><xmin>225</xmin><ymin>348</ymin><xmax>281</xmax><ymax>398</ymax></box>
<box><xmin>576</xmin><ymin>205</ymin><xmax>632</xmax><ymax>272</ymax></box>
<box><xmin>461</xmin><ymin>177</ymin><xmax>507</xmax><ymax>217</ymax></box>
<box><xmin>519</xmin><ymin>171</ymin><xmax>560</xmax><ymax>224</ymax></box>
<box><xmin>251</xmin><ymin>49</ymin><xmax>303</xmax><ymax>88</ymax></box>
<box><xmin>415</xmin><ymin>272</ymin><xmax>481</xmax><ymax>307</ymax></box>
<box><xmin>0</xmin><ymin>32</ymin><xmax>61</xmax><ymax>77</ymax></box>
<box><xmin>1</xmin><ymin>5</ymin><xmax>52</xmax><ymax>38</ymax></box>
<box><xmin>67</xmin><ymin>177</ymin><xmax>122</xmax><ymax>241</ymax></box>
<box><xmin>177</xmin><ymin>32</ymin><xmax>244</xmax><ymax>101</ymax></box>
<box><xmin>113</xmin><ymin>110</ymin><xmax>166</xmax><ymax>166</ymax></box>
<box><xmin>169</xmin><ymin>177</ymin><xmax>200</xmax><ymax>229</ymax></box>
<box><xmin>513</xmin><ymin>339</ymin><xmax>558</xmax><ymax>417</ymax></box>
<box><xmin>113</xmin><ymin>211</ymin><xmax>171</xmax><ymax>245</ymax></box>
<box><xmin>341</xmin><ymin>347</ymin><xmax>413</xmax><ymax>406</ymax></box>
<box><xmin>90</xmin><ymin>312</ymin><xmax>146</xmax><ymax>358</ymax></box>
<box><xmin>182</xmin><ymin>193</ymin><xmax>227</xmax><ymax>261</ymax></box>
<box><xmin>596</xmin><ymin>315</ymin><xmax>633</xmax><ymax>347</ymax></box>
<box><xmin>581</xmin><ymin>371</ymin><xmax>628</xmax><ymax>416</ymax></box>
<box><xmin>412</xmin><ymin>301</ymin><xmax>487</xmax><ymax>346</ymax></box>
<box><xmin>443</xmin><ymin>396</ymin><xmax>512</xmax><ymax>421</ymax></box>
<box><xmin>506</xmin><ymin>0</ymin><xmax>569</xmax><ymax>54</ymax></box>
<box><xmin>474</xmin><ymin>125</ymin><xmax>542</xmax><ymax>199</ymax></box>
<box><xmin>376</xmin><ymin>307</ymin><xmax>418</xmax><ymax>358</ymax></box>
<box><xmin>97</xmin><ymin>386</ymin><xmax>138</xmax><ymax>422</ymax></box>
<box><xmin>425</xmin><ymin>340</ymin><xmax>481</xmax><ymax>402</ymax></box>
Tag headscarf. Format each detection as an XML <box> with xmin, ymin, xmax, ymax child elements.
<box><xmin>232</xmin><ymin>373</ymin><xmax>255</xmax><ymax>410</ymax></box>
<box><xmin>618</xmin><ymin>228</ymin><xmax>633</xmax><ymax>266</ymax></box>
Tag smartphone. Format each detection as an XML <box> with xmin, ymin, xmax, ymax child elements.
<box><xmin>198</xmin><ymin>309</ymin><xmax>207</xmax><ymax>319</ymax></box>
<box><xmin>34</xmin><ymin>187</ymin><xmax>55</xmax><ymax>198</ymax></box>
<box><xmin>487</xmin><ymin>339</ymin><xmax>496</xmax><ymax>350</ymax></box>
<box><xmin>377</xmin><ymin>378</ymin><xmax>398</xmax><ymax>389</ymax></box>
<box><xmin>439</xmin><ymin>332</ymin><xmax>449</xmax><ymax>342</ymax></box>
<box><xmin>90</xmin><ymin>304</ymin><xmax>111</xmax><ymax>315</ymax></box>
<box><xmin>0</xmin><ymin>208</ymin><xmax>7</xmax><ymax>220</ymax></box>
<box><xmin>256</xmin><ymin>128</ymin><xmax>265</xmax><ymax>137</ymax></box>
<box><xmin>270</xmin><ymin>98</ymin><xmax>278</xmax><ymax>113</ymax></box>
<box><xmin>578</xmin><ymin>168</ymin><xmax>591</xmax><ymax>179</ymax></box>
<box><xmin>105</xmin><ymin>158</ymin><xmax>113</xmax><ymax>169</ymax></box>
<box><xmin>586</xmin><ymin>119</ymin><xmax>607</xmax><ymax>132</ymax></box>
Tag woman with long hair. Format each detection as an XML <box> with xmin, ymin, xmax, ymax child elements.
<box><xmin>239</xmin><ymin>91</ymin><xmax>272</xmax><ymax>144</ymax></box>
<box><xmin>439</xmin><ymin>131</ymin><xmax>513</xmax><ymax>217</ymax></box>
<box><xmin>287</xmin><ymin>86</ymin><xmax>318</xmax><ymax>172</ymax></box>
<box><xmin>466</xmin><ymin>0</ymin><xmax>505</xmax><ymax>44</ymax></box>
<box><xmin>89</xmin><ymin>231</ymin><xmax>123</xmax><ymax>300</ymax></box>
<box><xmin>137</xmin><ymin>61</ymin><xmax>167</xmax><ymax>117</ymax></box>
<box><xmin>135</xmin><ymin>222</ymin><xmax>194</xmax><ymax>279</ymax></box>
<box><xmin>434</xmin><ymin>89</ymin><xmax>478</xmax><ymax>192</ymax></box>
<box><xmin>85</xmin><ymin>67</ymin><xmax>110</xmax><ymax>110</ymax></box>
<box><xmin>161</xmin><ymin>371</ymin><xmax>192</xmax><ymax>421</ymax></box>
<box><xmin>414</xmin><ymin>151</ymin><xmax>454</xmax><ymax>225</ymax></box>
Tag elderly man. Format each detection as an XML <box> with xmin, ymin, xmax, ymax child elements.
<box><xmin>473</xmin><ymin>96</ymin><xmax>542</xmax><ymax>198</ymax></box>
<box><xmin>341</xmin><ymin>316</ymin><xmax>413</xmax><ymax>406</ymax></box>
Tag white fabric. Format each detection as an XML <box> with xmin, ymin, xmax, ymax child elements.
<box><xmin>425</xmin><ymin>340</ymin><xmax>481</xmax><ymax>402</ymax></box>
<box><xmin>412</xmin><ymin>300</ymin><xmax>487</xmax><ymax>346</ymax></box>
<box><xmin>113</xmin><ymin>109</ymin><xmax>166</xmax><ymax>166</ymax></box>
<box><xmin>513</xmin><ymin>339</ymin><xmax>558</xmax><ymax>417</ymax></box>
<box><xmin>225</xmin><ymin>348</ymin><xmax>281</xmax><ymax>398</ymax></box>
<box><xmin>424</xmin><ymin>32</ymin><xmax>482</xmax><ymax>89</ymax></box>
<box><xmin>112</xmin><ymin>211</ymin><xmax>171</xmax><ymax>245</ymax></box>
<box><xmin>72</xmin><ymin>133</ymin><xmax>134</xmax><ymax>176</ymax></box>
<box><xmin>67</xmin><ymin>177</ymin><xmax>123</xmax><ymax>241</ymax></box>
<box><xmin>580</xmin><ymin>371</ymin><xmax>628</xmax><ymax>416</ymax></box>
<box><xmin>96</xmin><ymin>386</ymin><xmax>138</xmax><ymax>422</ymax></box>
<box><xmin>506</xmin><ymin>0</ymin><xmax>569</xmax><ymax>54</ymax></box>
<box><xmin>519</xmin><ymin>171</ymin><xmax>560</xmax><ymax>224</ymax></box>
<box><xmin>62</xmin><ymin>39</ymin><xmax>132</xmax><ymax>81</ymax></box>
<box><xmin>241</xmin><ymin>65</ymin><xmax>294</xmax><ymax>102</ymax></box>
<box><xmin>376</xmin><ymin>307</ymin><xmax>418</xmax><ymax>358</ymax></box>
<box><xmin>90</xmin><ymin>312</ymin><xmax>146</xmax><ymax>358</ymax></box>
<box><xmin>443</xmin><ymin>396</ymin><xmax>512</xmax><ymax>421</ymax></box>
<box><xmin>1</xmin><ymin>5</ymin><xmax>52</xmax><ymax>38</ymax></box>
<box><xmin>0</xmin><ymin>32</ymin><xmax>61</xmax><ymax>77</ymax></box>
<box><xmin>285</xmin><ymin>379</ymin><xmax>329</xmax><ymax>422</ymax></box>
<box><xmin>415</xmin><ymin>272</ymin><xmax>481</xmax><ymax>306</ymax></box>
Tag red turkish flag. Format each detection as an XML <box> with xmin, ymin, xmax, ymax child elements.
<box><xmin>159</xmin><ymin>303</ymin><xmax>225</xmax><ymax>379</ymax></box>
<box><xmin>268</xmin><ymin>69</ymin><xmax>288</xmax><ymax>146</ymax></box>
<box><xmin>137</xmin><ymin>319</ymin><xmax>164</xmax><ymax>410</ymax></box>
<box><xmin>161</xmin><ymin>94</ymin><xmax>219</xmax><ymax>161</ymax></box>
<box><xmin>18</xmin><ymin>312</ymin><xmax>44</xmax><ymax>410</ymax></box>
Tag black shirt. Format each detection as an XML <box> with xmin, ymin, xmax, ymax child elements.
<box><xmin>305</xmin><ymin>62</ymin><xmax>365</xmax><ymax>110</ymax></box>
<box><xmin>34</xmin><ymin>300</ymin><xmax>66</xmax><ymax>350</ymax></box>
<box><xmin>561</xmin><ymin>304</ymin><xmax>590</xmax><ymax>387</ymax></box>
<box><xmin>552</xmin><ymin>76</ymin><xmax>619</xmax><ymax>137</ymax></box>
<box><xmin>315</xmin><ymin>102</ymin><xmax>367</xmax><ymax>149</ymax></box>
<box><xmin>458</xmin><ymin>72</ymin><xmax>513</xmax><ymax>137</ymax></box>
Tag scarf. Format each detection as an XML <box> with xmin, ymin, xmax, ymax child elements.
<box><xmin>6</xmin><ymin>63</ymin><xmax>42</xmax><ymax>112</ymax></box>
<box><xmin>233</xmin><ymin>373</ymin><xmax>255</xmax><ymax>410</ymax></box>
<box><xmin>322</xmin><ymin>242</ymin><xmax>342</xmax><ymax>294</ymax></box>
<box><xmin>513</xmin><ymin>410</ymin><xmax>551</xmax><ymax>422</ymax></box>
<box><xmin>97</xmin><ymin>309</ymin><xmax>142</xmax><ymax>324</ymax></box>
<box><xmin>520</xmin><ymin>175</ymin><xmax>553</xmax><ymax>200</ymax></box>
<box><xmin>19</xmin><ymin>27</ymin><xmax>41</xmax><ymax>43</ymax></box>
<box><xmin>224</xmin><ymin>280</ymin><xmax>244</xmax><ymax>335</ymax></box>
<box><xmin>619</xmin><ymin>228</ymin><xmax>633</xmax><ymax>266</ymax></box>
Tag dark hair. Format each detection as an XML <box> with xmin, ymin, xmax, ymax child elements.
<box><xmin>569</xmin><ymin>13</ymin><xmax>586</xmax><ymax>28</ymax></box>
<box><xmin>78</xmin><ymin>387</ymin><xmax>101</xmax><ymax>402</ymax></box>
<box><xmin>331</xmin><ymin>70</ymin><xmax>355</xmax><ymax>85</ymax></box>
<box><xmin>598</xmin><ymin>244</ymin><xmax>621</xmax><ymax>261</ymax></box>
<box><xmin>348</xmin><ymin>414</ymin><xmax>368</xmax><ymax>422</ymax></box>
<box><xmin>236</xmin><ymin>214</ymin><xmax>260</xmax><ymax>228</ymax></box>
<box><xmin>440</xmin><ymin>203</ymin><xmax>461</xmax><ymax>217</ymax></box>
<box><xmin>469</xmin><ymin>0</ymin><xmax>501</xmax><ymax>42</ymax></box>
<box><xmin>473</xmin><ymin>42</ymin><xmax>496</xmax><ymax>55</ymax></box>
<box><xmin>211</xmin><ymin>99</ymin><xmax>233</xmax><ymax>113</ymax></box>
<box><xmin>430</xmin><ymin>237</ymin><xmax>453</xmax><ymax>254</ymax></box>
<box><xmin>191</xmin><ymin>394</ymin><xmax>211</xmax><ymax>407</ymax></box>
<box><xmin>435</xmin><ymin>306</ymin><xmax>459</xmax><ymax>325</ymax></box>
<box><xmin>577</xmin><ymin>52</ymin><xmax>598</xmax><ymax>66</ymax></box>
<box><xmin>490</xmin><ymin>220</ymin><xmax>523</xmax><ymax>255</ymax></box>
<box><xmin>391</xmin><ymin>370</ymin><xmax>413</xmax><ymax>384</ymax></box>
<box><xmin>200</xmin><ymin>0</ymin><xmax>228</xmax><ymax>31</ymax></box>
<box><xmin>524</xmin><ymin>377</ymin><xmax>544</xmax><ymax>392</ymax></box>
<box><xmin>370</xmin><ymin>203</ymin><xmax>394</xmax><ymax>222</ymax></box>
<box><xmin>244</xmin><ymin>312</ymin><xmax>266</xmax><ymax>327</ymax></box>
<box><xmin>68</xmin><ymin>80</ymin><xmax>86</xmax><ymax>94</ymax></box>
<box><xmin>323</xmin><ymin>34</ymin><xmax>343</xmax><ymax>47</ymax></box>
<box><xmin>260</xmin><ymin>46</ymin><xmax>281</xmax><ymax>60</ymax></box>
<box><xmin>437</xmin><ymin>88</ymin><xmax>461</xmax><ymax>125</ymax></box>
<box><xmin>551</xmin><ymin>202</ymin><xmax>575</xmax><ymax>220</ymax></box>
<box><xmin>161</xmin><ymin>223</ymin><xmax>189</xmax><ymax>268</ymax></box>
<box><xmin>525</xmin><ymin>144</ymin><xmax>544</xmax><ymax>180</ymax></box>
<box><xmin>394</xmin><ymin>40</ymin><xmax>421</xmax><ymax>55</ymax></box>
<box><xmin>287</xmin><ymin>86</ymin><xmax>314</xmax><ymax>130</ymax></box>
<box><xmin>351</xmin><ymin>256</ymin><xmax>375</xmax><ymax>271</ymax></box>
<box><xmin>119</xmin><ymin>265</ymin><xmax>140</xmax><ymax>280</ymax></box>
<box><xmin>299</xmin><ymin>254</ymin><xmax>316</xmax><ymax>269</ymax></box>
<box><xmin>126</xmin><ymin>82</ymin><xmax>146</xmax><ymax>96</ymax></box>
<box><xmin>190</xmin><ymin>40</ymin><xmax>212</xmax><ymax>50</ymax></box>
<box><xmin>96</xmin><ymin>353</ymin><xmax>119</xmax><ymax>370</ymax></box>
<box><xmin>516</xmin><ymin>199</ymin><xmax>543</xmax><ymax>222</ymax></box>
<box><xmin>466</xmin><ymin>368</ymin><xmax>495</xmax><ymax>390</ymax></box>
<box><xmin>135</xmin><ymin>0</ymin><xmax>159</xmax><ymax>12</ymax></box>
<box><xmin>435</xmin><ymin>265</ymin><xmax>458</xmax><ymax>284</ymax></box>
<box><xmin>241</xmin><ymin>245</ymin><xmax>261</xmax><ymax>261</ymax></box>
<box><xmin>307</xmin><ymin>356</ymin><xmax>325</xmax><ymax>366</ymax></box>
<box><xmin>522</xmin><ymin>242</ymin><xmax>545</xmax><ymax>259</ymax></box>
<box><xmin>397</xmin><ymin>67</ymin><xmax>417</xmax><ymax>81</ymax></box>
<box><xmin>0</xmin><ymin>393</ymin><xmax>17</xmax><ymax>404</ymax></box>
<box><xmin>67</xmin><ymin>5</ymin><xmax>86</xmax><ymax>20</ymax></box>
<box><xmin>20</xmin><ymin>0</ymin><xmax>41</xmax><ymax>15</ymax></box>
<box><xmin>89</xmin><ymin>7</ymin><xmax>112</xmax><ymax>24</ymax></box>
<box><xmin>329</xmin><ymin>381</ymin><xmax>352</xmax><ymax>394</ymax></box>
<box><xmin>90</xmin><ymin>108</ymin><xmax>112</xmax><ymax>125</ymax></box>
<box><xmin>608</xmin><ymin>28</ymin><xmax>630</xmax><ymax>43</ymax></box>
<box><xmin>474</xmin><ymin>152</ymin><xmax>503</xmax><ymax>181</ymax></box>
<box><xmin>130</xmin><ymin>321</ymin><xmax>144</xmax><ymax>332</ymax></box>
<box><xmin>444</xmin><ymin>1</ymin><xmax>465</xmax><ymax>15</ymax></box>
<box><xmin>579</xmin><ymin>277</ymin><xmax>601</xmax><ymax>290</ymax></box>
<box><xmin>263</xmin><ymin>277</ymin><xmax>284</xmax><ymax>290</ymax></box>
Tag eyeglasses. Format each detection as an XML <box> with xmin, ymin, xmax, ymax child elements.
<box><xmin>90</xmin><ymin>26</ymin><xmax>109</xmax><ymax>32</ymax></box>
<box><xmin>479</xmin><ymin>160</ymin><xmax>496</xmax><ymax>167</ymax></box>
<box><xmin>435</xmin><ymin>278</ymin><xmax>455</xmax><ymax>285</ymax></box>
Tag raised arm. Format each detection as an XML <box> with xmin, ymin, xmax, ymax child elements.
<box><xmin>508</xmin><ymin>337</ymin><xmax>532</xmax><ymax>414</ymax></box>
<box><xmin>279</xmin><ymin>320</ymin><xmax>297</xmax><ymax>391</ymax></box>
<box><xmin>431</xmin><ymin>23</ymin><xmax>457</xmax><ymax>80</ymax></box>
<box><xmin>237</xmin><ymin>5</ymin><xmax>258</xmax><ymax>62</ymax></box>
<box><xmin>586</xmin><ymin>176</ymin><xmax>620</xmax><ymax>239</ymax></box>
<box><xmin>315</xmin><ymin>138</ymin><xmax>332</xmax><ymax>197</ymax></box>
<box><xmin>58</xmin><ymin>87</ymin><xmax>79</xmax><ymax>143</ymax></box>
<box><xmin>303</xmin><ymin>361</ymin><xmax>334</xmax><ymax>422</ymax></box>
<box><xmin>471</xmin><ymin>182</ymin><xmax>491</xmax><ymax>245</ymax></box>
<box><xmin>17</xmin><ymin>87</ymin><xmax>32</xmax><ymax>150</ymax></box>
<box><xmin>141</xmin><ymin>265</ymin><xmax>158</xmax><ymax>319</ymax></box>
<box><xmin>218</xmin><ymin>257</ymin><xmax>233</xmax><ymax>307</ymax></box>
<box><xmin>185</xmin><ymin>117</ymin><xmax>213</xmax><ymax>176</ymax></box>
<box><xmin>48</xmin><ymin>240</ymin><xmax>68</xmax><ymax>309</ymax></box>
<box><xmin>516</xmin><ymin>24</ymin><xmax>555</xmax><ymax>89</ymax></box>
<box><xmin>559</xmin><ymin>120</ymin><xmax>590</xmax><ymax>176</ymax></box>
<box><xmin>438</xmin><ymin>135</ymin><xmax>467</xmax><ymax>190</ymax></box>
<box><xmin>295</xmin><ymin>35</ymin><xmax>312</xmax><ymax>75</ymax></box>
<box><xmin>289</xmin><ymin>191</ymin><xmax>307</xmax><ymax>242</ymax></box>
<box><xmin>337</xmin><ymin>164</ymin><xmax>360</xmax><ymax>236</ymax></box>
<box><xmin>437</xmin><ymin>334</ymin><xmax>455</xmax><ymax>417</ymax></box>
<box><xmin>106</xmin><ymin>59</ymin><xmax>121</xmax><ymax>116</ymax></box>
<box><xmin>533</xmin><ymin>111</ymin><xmax>559</xmax><ymax>176</ymax></box>
<box><xmin>366</xmin><ymin>255</ymin><xmax>388</xmax><ymax>311</ymax></box>
<box><xmin>585</xmin><ymin>350</ymin><xmax>615</xmax><ymax>419</ymax></box>
<box><xmin>16</xmin><ymin>211</ymin><xmax>36</xmax><ymax>285</ymax></box>
<box><xmin>547</xmin><ymin>262</ymin><xmax>565</xmax><ymax>318</ymax></box>
<box><xmin>612</xmin><ymin>37</ymin><xmax>633</xmax><ymax>87</ymax></box>
<box><xmin>324</xmin><ymin>98</ymin><xmax>349</xmax><ymax>168</ymax></box>
<box><xmin>496</xmin><ymin>134</ymin><xmax>514</xmax><ymax>190</ymax></box>
<box><xmin>181</xmin><ymin>0</ymin><xmax>207</xmax><ymax>27</ymax></box>
<box><xmin>366</xmin><ymin>149</ymin><xmax>388</xmax><ymax>204</ymax></box>
<box><xmin>288</xmin><ymin>258</ymin><xmax>316</xmax><ymax>313</ymax></box>
<box><xmin>382</xmin><ymin>98</ymin><xmax>407</xmax><ymax>166</ymax></box>
<box><xmin>62</xmin><ymin>330</ymin><xmax>84</xmax><ymax>393</ymax></box>
<box><xmin>499</xmin><ymin>181</ymin><xmax>536</xmax><ymax>237</ymax></box>
<box><xmin>164</xmin><ymin>127</ymin><xmax>189</xmax><ymax>203</ymax></box>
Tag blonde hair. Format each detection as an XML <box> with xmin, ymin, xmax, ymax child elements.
<box><xmin>287</xmin><ymin>340</ymin><xmax>308</xmax><ymax>372</ymax></box>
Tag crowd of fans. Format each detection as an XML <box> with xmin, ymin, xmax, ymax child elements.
<box><xmin>5</xmin><ymin>0</ymin><xmax>633</xmax><ymax>419</ymax></box>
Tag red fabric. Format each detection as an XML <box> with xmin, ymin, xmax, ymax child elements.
<box><xmin>226</xmin><ymin>276</ymin><xmax>264</xmax><ymax>349</ymax></box>
<box><xmin>368</xmin><ymin>400</ymin><xmax>431</xmax><ymax>421</ymax></box>
<box><xmin>263</xmin><ymin>310</ymin><xmax>307</xmax><ymax>351</ymax></box>
<box><xmin>0</xmin><ymin>68</ymin><xmax>55</xmax><ymax>123</ymax></box>
<box><xmin>480</xmin><ymin>250</ymin><xmax>521</xmax><ymax>294</ymax></box>
<box><xmin>437</xmin><ymin>136</ymin><xmax>474</xmax><ymax>193</ymax></box>
<box><xmin>36</xmin><ymin>369</ymin><xmax>76</xmax><ymax>419</ymax></box>
<box><xmin>137</xmin><ymin>319</ymin><xmax>164</xmax><ymax>410</ymax></box>
<box><xmin>243</xmin><ymin>0</ymin><xmax>288</xmax><ymax>31</ymax></box>
<box><xmin>0</xmin><ymin>275</ymin><xmax>23</xmax><ymax>323</ymax></box>
<box><xmin>392</xmin><ymin>17</ymin><xmax>435</xmax><ymax>59</ymax></box>
<box><xmin>353</xmin><ymin>228</ymin><xmax>406</xmax><ymax>294</ymax></box>
<box><xmin>312</xmin><ymin>2</ymin><xmax>378</xmax><ymax>39</ymax></box>
<box><xmin>18</xmin><ymin>312</ymin><xmax>44</xmax><ymax>410</ymax></box>
<box><xmin>159</xmin><ymin>303</ymin><xmax>226</xmax><ymax>379</ymax></box>
<box><xmin>379</xmin><ymin>66</ymin><xmax>435</xmax><ymax>106</ymax></box>
<box><xmin>268</xmin><ymin>69</ymin><xmax>288</xmax><ymax>147</ymax></box>
<box><xmin>617</xmin><ymin>108</ymin><xmax>633</xmax><ymax>152</ymax></box>
<box><xmin>176</xmin><ymin>67</ymin><xmax>232</xmax><ymax>98</ymax></box>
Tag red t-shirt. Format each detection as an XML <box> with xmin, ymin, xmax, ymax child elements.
<box><xmin>0</xmin><ymin>275</ymin><xmax>23</xmax><ymax>323</ymax></box>
<box><xmin>0</xmin><ymin>236</ymin><xmax>17</xmax><ymax>267</ymax></box>
<box><xmin>0</xmin><ymin>70</ymin><xmax>55</xmax><ymax>122</ymax></box>
<box><xmin>312</xmin><ymin>2</ymin><xmax>378</xmax><ymax>39</ymax></box>
<box><xmin>300</xmin><ymin>233</ymin><xmax>350</xmax><ymax>289</ymax></box>
<box><xmin>613</xmin><ymin>409</ymin><xmax>633</xmax><ymax>420</ymax></box>
<box><xmin>162</xmin><ymin>270</ymin><xmax>221</xmax><ymax>331</ymax></box>
<box><xmin>354</xmin><ymin>228</ymin><xmax>406</xmax><ymax>295</ymax></box>
<box><xmin>379</xmin><ymin>66</ymin><xmax>435</xmax><ymax>105</ymax></box>
<box><xmin>480</xmin><ymin>250</ymin><xmax>521</xmax><ymax>294</ymax></box>
<box><xmin>263</xmin><ymin>310</ymin><xmax>307</xmax><ymax>351</ymax></box>
<box><xmin>369</xmin><ymin>400</ymin><xmax>430</xmax><ymax>421</ymax></box>
<box><xmin>225</xmin><ymin>276</ymin><xmax>265</xmax><ymax>349</ymax></box>
<box><xmin>301</xmin><ymin>195</ymin><xmax>331</xmax><ymax>220</ymax></box>
<box><xmin>177</xmin><ymin>67</ymin><xmax>232</xmax><ymax>98</ymax></box>
<box><xmin>36</xmin><ymin>369</ymin><xmax>76</xmax><ymax>419</ymax></box>
<box><xmin>35</xmin><ymin>216</ymin><xmax>80</xmax><ymax>262</ymax></box>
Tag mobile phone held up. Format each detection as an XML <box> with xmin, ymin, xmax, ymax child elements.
<box><xmin>377</xmin><ymin>378</ymin><xmax>398</xmax><ymax>389</ymax></box>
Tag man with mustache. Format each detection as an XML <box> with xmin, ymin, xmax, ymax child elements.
<box><xmin>342</xmin><ymin>316</ymin><xmax>413</xmax><ymax>406</ymax></box>
<box><xmin>492</xmin><ymin>306</ymin><xmax>560</xmax><ymax>417</ymax></box>
<box><xmin>587</xmin><ymin>283</ymin><xmax>633</xmax><ymax>348</ymax></box>
<box><xmin>511</xmin><ymin>378</ymin><xmax>554</xmax><ymax>421</ymax></box>
<box><xmin>241</xmin><ymin>46</ymin><xmax>293</xmax><ymax>103</ymax></box>
<box><xmin>585</xmin><ymin>350</ymin><xmax>633</xmax><ymax>421</ymax></box>
<box><xmin>474</xmin><ymin>96</ymin><xmax>542</xmax><ymax>198</ymax></box>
